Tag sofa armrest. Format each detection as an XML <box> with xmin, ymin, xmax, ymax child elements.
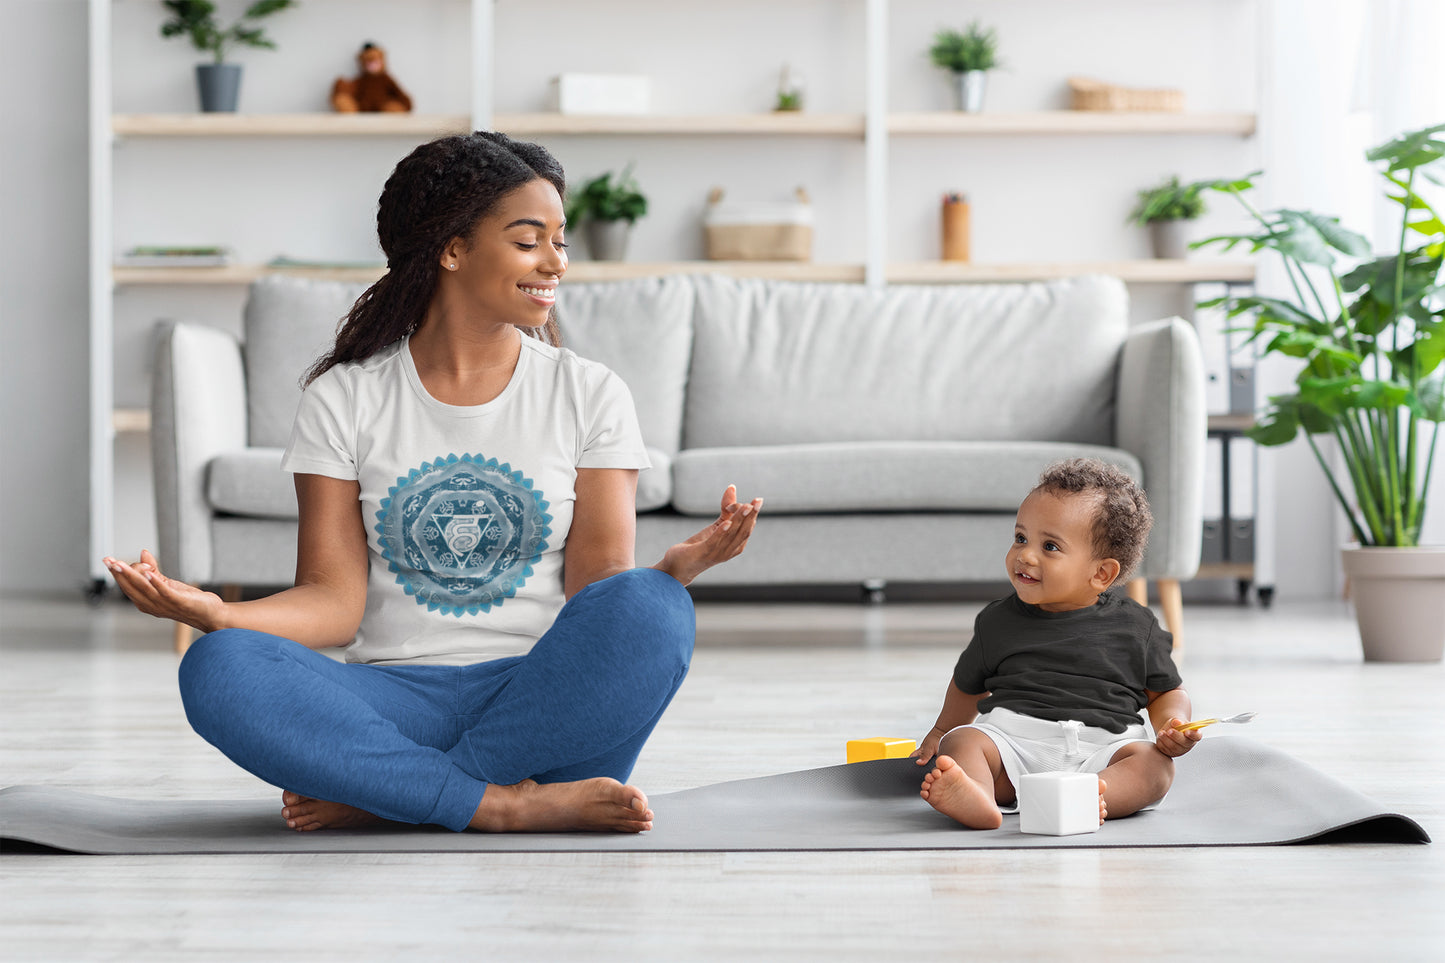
<box><xmin>1115</xmin><ymin>318</ymin><xmax>1206</xmax><ymax>580</ymax></box>
<box><xmin>151</xmin><ymin>321</ymin><xmax>248</xmax><ymax>584</ymax></box>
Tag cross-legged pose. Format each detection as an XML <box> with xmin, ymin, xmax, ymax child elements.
<box><xmin>914</xmin><ymin>458</ymin><xmax>1198</xmax><ymax>829</ymax></box>
<box><xmin>106</xmin><ymin>132</ymin><xmax>762</xmax><ymax>834</ymax></box>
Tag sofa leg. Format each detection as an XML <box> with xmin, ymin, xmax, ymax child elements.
<box><xmin>861</xmin><ymin>579</ymin><xmax>886</xmax><ymax>605</ymax></box>
<box><xmin>172</xmin><ymin>620</ymin><xmax>195</xmax><ymax>656</ymax></box>
<box><xmin>220</xmin><ymin>583</ymin><xmax>243</xmax><ymax>603</ymax></box>
<box><xmin>1157</xmin><ymin>578</ymin><xmax>1184</xmax><ymax>654</ymax></box>
<box><xmin>1126</xmin><ymin>578</ymin><xmax>1148</xmax><ymax>606</ymax></box>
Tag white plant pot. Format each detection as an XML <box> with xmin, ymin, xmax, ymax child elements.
<box><xmin>953</xmin><ymin>71</ymin><xmax>987</xmax><ymax>112</ymax></box>
<box><xmin>1340</xmin><ymin>545</ymin><xmax>1445</xmax><ymax>662</ymax></box>
<box><xmin>1148</xmin><ymin>220</ymin><xmax>1189</xmax><ymax>260</ymax></box>
<box><xmin>585</xmin><ymin>220</ymin><xmax>632</xmax><ymax>261</ymax></box>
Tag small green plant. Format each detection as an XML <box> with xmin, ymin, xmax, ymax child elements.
<box><xmin>160</xmin><ymin>0</ymin><xmax>298</xmax><ymax>65</ymax></box>
<box><xmin>774</xmin><ymin>90</ymin><xmax>803</xmax><ymax>112</ymax></box>
<box><xmin>565</xmin><ymin>167</ymin><xmax>648</xmax><ymax>226</ymax></box>
<box><xmin>929</xmin><ymin>22</ymin><xmax>1001</xmax><ymax>73</ymax></box>
<box><xmin>1129</xmin><ymin>176</ymin><xmax>1208</xmax><ymax>225</ymax></box>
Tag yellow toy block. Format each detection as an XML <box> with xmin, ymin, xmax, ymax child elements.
<box><xmin>846</xmin><ymin>737</ymin><xmax>918</xmax><ymax>764</ymax></box>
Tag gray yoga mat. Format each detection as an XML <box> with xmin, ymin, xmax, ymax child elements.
<box><xmin>0</xmin><ymin>737</ymin><xmax>1428</xmax><ymax>854</ymax></box>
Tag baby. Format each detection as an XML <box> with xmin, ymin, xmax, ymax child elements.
<box><xmin>915</xmin><ymin>457</ymin><xmax>1200</xmax><ymax>829</ymax></box>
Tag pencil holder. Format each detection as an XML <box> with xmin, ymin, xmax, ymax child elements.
<box><xmin>942</xmin><ymin>195</ymin><xmax>970</xmax><ymax>262</ymax></box>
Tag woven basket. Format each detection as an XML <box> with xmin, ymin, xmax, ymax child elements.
<box><xmin>1069</xmin><ymin>76</ymin><xmax>1183</xmax><ymax>112</ymax></box>
<box><xmin>704</xmin><ymin>187</ymin><xmax>813</xmax><ymax>261</ymax></box>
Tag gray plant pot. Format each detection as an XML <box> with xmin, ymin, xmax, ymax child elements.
<box><xmin>1341</xmin><ymin>546</ymin><xmax>1445</xmax><ymax>662</ymax></box>
<box><xmin>196</xmin><ymin>63</ymin><xmax>243</xmax><ymax>113</ymax></box>
<box><xmin>1148</xmin><ymin>219</ymin><xmax>1189</xmax><ymax>260</ymax></box>
<box><xmin>585</xmin><ymin>219</ymin><xmax>632</xmax><ymax>262</ymax></box>
<box><xmin>953</xmin><ymin>70</ymin><xmax>987</xmax><ymax>112</ymax></box>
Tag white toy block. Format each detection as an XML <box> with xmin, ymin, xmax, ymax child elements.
<box><xmin>1017</xmin><ymin>772</ymin><xmax>1101</xmax><ymax>836</ymax></box>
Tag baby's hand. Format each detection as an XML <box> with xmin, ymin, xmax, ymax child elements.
<box><xmin>1156</xmin><ymin>718</ymin><xmax>1202</xmax><ymax>757</ymax></box>
<box><xmin>912</xmin><ymin>726</ymin><xmax>946</xmax><ymax>766</ymax></box>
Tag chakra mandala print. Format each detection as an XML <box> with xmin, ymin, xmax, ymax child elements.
<box><xmin>375</xmin><ymin>454</ymin><xmax>552</xmax><ymax>616</ymax></box>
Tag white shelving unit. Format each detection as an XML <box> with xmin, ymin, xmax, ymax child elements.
<box><xmin>88</xmin><ymin>0</ymin><xmax>1263</xmax><ymax>595</ymax></box>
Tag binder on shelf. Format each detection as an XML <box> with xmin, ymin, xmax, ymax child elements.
<box><xmin>1229</xmin><ymin>364</ymin><xmax>1256</xmax><ymax>415</ymax></box>
<box><xmin>1226</xmin><ymin>434</ymin><xmax>1256</xmax><ymax>563</ymax></box>
<box><xmin>1190</xmin><ymin>289</ymin><xmax>1232</xmax><ymax>414</ymax></box>
<box><xmin>1201</xmin><ymin>434</ymin><xmax>1225</xmax><ymax>565</ymax></box>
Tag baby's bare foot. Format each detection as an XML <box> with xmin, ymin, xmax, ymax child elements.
<box><xmin>919</xmin><ymin>755</ymin><xmax>1003</xmax><ymax>830</ymax></box>
<box><xmin>280</xmin><ymin>790</ymin><xmax>386</xmax><ymax>832</ymax></box>
<box><xmin>470</xmin><ymin>777</ymin><xmax>654</xmax><ymax>833</ymax></box>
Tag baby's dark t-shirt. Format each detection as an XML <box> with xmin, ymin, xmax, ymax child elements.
<box><xmin>952</xmin><ymin>591</ymin><xmax>1182</xmax><ymax>733</ymax></box>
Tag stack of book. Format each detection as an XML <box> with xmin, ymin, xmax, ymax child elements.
<box><xmin>118</xmin><ymin>246</ymin><xmax>233</xmax><ymax>267</ymax></box>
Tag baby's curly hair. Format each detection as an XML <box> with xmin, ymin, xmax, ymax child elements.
<box><xmin>1033</xmin><ymin>458</ymin><xmax>1153</xmax><ymax>581</ymax></box>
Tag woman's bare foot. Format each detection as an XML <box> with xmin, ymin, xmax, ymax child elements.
<box><xmin>470</xmin><ymin>777</ymin><xmax>654</xmax><ymax>833</ymax></box>
<box><xmin>920</xmin><ymin>755</ymin><xmax>1003</xmax><ymax>830</ymax></box>
<box><xmin>280</xmin><ymin>790</ymin><xmax>387</xmax><ymax>832</ymax></box>
<box><xmin>1098</xmin><ymin>777</ymin><xmax>1108</xmax><ymax>824</ymax></box>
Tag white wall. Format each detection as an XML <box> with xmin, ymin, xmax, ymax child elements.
<box><xmin>1</xmin><ymin>0</ymin><xmax>92</xmax><ymax>596</ymax></box>
<box><xmin>4</xmin><ymin>0</ymin><xmax>1436</xmax><ymax>597</ymax></box>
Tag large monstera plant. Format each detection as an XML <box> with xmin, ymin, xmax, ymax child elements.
<box><xmin>1194</xmin><ymin>123</ymin><xmax>1445</xmax><ymax>548</ymax></box>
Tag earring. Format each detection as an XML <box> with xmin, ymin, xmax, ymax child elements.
<box><xmin>448</xmin><ymin>263</ymin><xmax>456</xmax><ymax>270</ymax></box>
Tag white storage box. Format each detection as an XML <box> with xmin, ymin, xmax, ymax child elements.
<box><xmin>549</xmin><ymin>74</ymin><xmax>651</xmax><ymax>115</ymax></box>
<box><xmin>704</xmin><ymin>187</ymin><xmax>813</xmax><ymax>261</ymax></box>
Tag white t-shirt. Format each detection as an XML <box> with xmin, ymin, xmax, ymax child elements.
<box><xmin>280</xmin><ymin>334</ymin><xmax>650</xmax><ymax>666</ymax></box>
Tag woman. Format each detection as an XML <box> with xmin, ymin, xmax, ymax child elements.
<box><xmin>104</xmin><ymin>132</ymin><xmax>762</xmax><ymax>834</ymax></box>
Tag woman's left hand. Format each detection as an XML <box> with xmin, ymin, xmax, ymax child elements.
<box><xmin>654</xmin><ymin>485</ymin><xmax>763</xmax><ymax>586</ymax></box>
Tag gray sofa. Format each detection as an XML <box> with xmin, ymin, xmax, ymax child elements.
<box><xmin>153</xmin><ymin>272</ymin><xmax>1203</xmax><ymax>613</ymax></box>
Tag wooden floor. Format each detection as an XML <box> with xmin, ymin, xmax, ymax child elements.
<box><xmin>2</xmin><ymin>592</ymin><xmax>1442</xmax><ymax>962</ymax></box>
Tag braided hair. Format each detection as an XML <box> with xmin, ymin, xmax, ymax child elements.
<box><xmin>303</xmin><ymin>131</ymin><xmax>566</xmax><ymax>387</ymax></box>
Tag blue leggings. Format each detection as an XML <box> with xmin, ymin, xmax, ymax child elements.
<box><xmin>177</xmin><ymin>568</ymin><xmax>694</xmax><ymax>832</ymax></box>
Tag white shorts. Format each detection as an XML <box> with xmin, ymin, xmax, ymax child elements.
<box><xmin>944</xmin><ymin>707</ymin><xmax>1154</xmax><ymax>812</ymax></box>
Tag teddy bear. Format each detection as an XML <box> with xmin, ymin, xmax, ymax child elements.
<box><xmin>331</xmin><ymin>42</ymin><xmax>412</xmax><ymax>113</ymax></box>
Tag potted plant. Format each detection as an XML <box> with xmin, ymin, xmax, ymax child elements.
<box><xmin>565</xmin><ymin>166</ymin><xmax>648</xmax><ymax>262</ymax></box>
<box><xmin>1129</xmin><ymin>176</ymin><xmax>1207</xmax><ymax>259</ymax></box>
<box><xmin>929</xmin><ymin>21</ymin><xmax>1001</xmax><ymax>113</ymax></box>
<box><xmin>1194</xmin><ymin>123</ymin><xmax>1445</xmax><ymax>661</ymax></box>
<box><xmin>160</xmin><ymin>0</ymin><xmax>298</xmax><ymax>113</ymax></box>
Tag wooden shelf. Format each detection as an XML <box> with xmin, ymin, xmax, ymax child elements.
<box><xmin>1195</xmin><ymin>561</ymin><xmax>1256</xmax><ymax>580</ymax></box>
<box><xmin>565</xmin><ymin>261</ymin><xmax>864</xmax><ymax>282</ymax></box>
<box><xmin>1208</xmin><ymin>413</ymin><xmax>1256</xmax><ymax>432</ymax></box>
<box><xmin>111</xmin><ymin>111</ymin><xmax>1255</xmax><ymax>139</ymax></box>
<box><xmin>112</xmin><ymin>113</ymin><xmax>470</xmax><ymax>137</ymax></box>
<box><xmin>887</xmin><ymin>260</ymin><xmax>1255</xmax><ymax>284</ymax></box>
<box><xmin>112</xmin><ymin>407</ymin><xmax>151</xmax><ymax>433</ymax></box>
<box><xmin>889</xmin><ymin>111</ymin><xmax>1257</xmax><ymax>136</ymax></box>
<box><xmin>113</xmin><ymin>264</ymin><xmax>386</xmax><ymax>285</ymax></box>
<box><xmin>497</xmin><ymin>112</ymin><xmax>865</xmax><ymax>137</ymax></box>
<box><xmin>113</xmin><ymin>260</ymin><xmax>1255</xmax><ymax>286</ymax></box>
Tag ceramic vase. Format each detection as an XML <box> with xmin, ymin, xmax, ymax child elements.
<box><xmin>196</xmin><ymin>64</ymin><xmax>243</xmax><ymax>113</ymax></box>
<box><xmin>586</xmin><ymin>220</ymin><xmax>632</xmax><ymax>261</ymax></box>
<box><xmin>1340</xmin><ymin>545</ymin><xmax>1445</xmax><ymax>662</ymax></box>
<box><xmin>1149</xmin><ymin>219</ymin><xmax>1188</xmax><ymax>259</ymax></box>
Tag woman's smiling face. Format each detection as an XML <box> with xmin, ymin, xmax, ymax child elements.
<box><xmin>447</xmin><ymin>177</ymin><xmax>568</xmax><ymax>329</ymax></box>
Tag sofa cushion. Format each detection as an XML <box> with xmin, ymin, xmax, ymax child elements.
<box><xmin>683</xmin><ymin>275</ymin><xmax>1128</xmax><ymax>450</ymax></box>
<box><xmin>206</xmin><ymin>448</ymin><xmax>295</xmax><ymax>519</ymax></box>
<box><xmin>670</xmin><ymin>441</ymin><xmax>1143</xmax><ymax>516</ymax></box>
<box><xmin>637</xmin><ymin>446</ymin><xmax>672</xmax><ymax>513</ymax></box>
<box><xmin>245</xmin><ymin>276</ymin><xmax>369</xmax><ymax>449</ymax></box>
<box><xmin>556</xmin><ymin>276</ymin><xmax>695</xmax><ymax>457</ymax></box>
<box><xmin>209</xmin><ymin>445</ymin><xmax>673</xmax><ymax>520</ymax></box>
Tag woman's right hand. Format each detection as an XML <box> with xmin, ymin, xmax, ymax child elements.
<box><xmin>103</xmin><ymin>549</ymin><xmax>228</xmax><ymax>633</ymax></box>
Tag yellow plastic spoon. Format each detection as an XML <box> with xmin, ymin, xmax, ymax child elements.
<box><xmin>1175</xmin><ymin>711</ymin><xmax>1258</xmax><ymax>732</ymax></box>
